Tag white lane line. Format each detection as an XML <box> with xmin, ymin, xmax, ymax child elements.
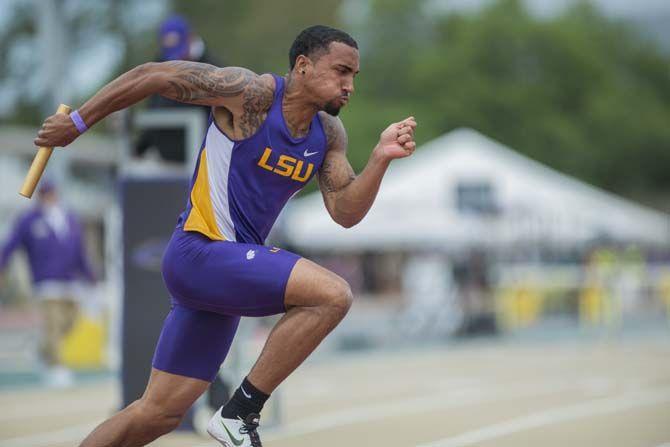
<box><xmin>6</xmin><ymin>381</ymin><xmax>568</xmax><ymax>447</ymax></box>
<box><xmin>8</xmin><ymin>381</ymin><xmax>660</xmax><ymax>447</ymax></box>
<box><xmin>265</xmin><ymin>381</ymin><xmax>579</xmax><ymax>442</ymax></box>
<box><xmin>0</xmin><ymin>422</ymin><xmax>98</xmax><ymax>447</ymax></box>
<box><xmin>189</xmin><ymin>380</ymin><xmax>578</xmax><ymax>447</ymax></box>
<box><xmin>0</xmin><ymin>397</ymin><xmax>117</xmax><ymax>423</ymax></box>
<box><xmin>416</xmin><ymin>387</ymin><xmax>670</xmax><ymax>447</ymax></box>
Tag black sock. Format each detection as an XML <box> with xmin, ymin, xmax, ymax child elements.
<box><xmin>220</xmin><ymin>377</ymin><xmax>270</xmax><ymax>420</ymax></box>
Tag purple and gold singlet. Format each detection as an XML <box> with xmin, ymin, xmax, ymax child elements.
<box><xmin>181</xmin><ymin>74</ymin><xmax>327</xmax><ymax>244</ymax></box>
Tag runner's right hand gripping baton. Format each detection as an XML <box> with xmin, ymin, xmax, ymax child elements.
<box><xmin>19</xmin><ymin>104</ymin><xmax>72</xmax><ymax>198</ymax></box>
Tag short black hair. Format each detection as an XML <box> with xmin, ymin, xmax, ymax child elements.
<box><xmin>289</xmin><ymin>25</ymin><xmax>358</xmax><ymax>69</ymax></box>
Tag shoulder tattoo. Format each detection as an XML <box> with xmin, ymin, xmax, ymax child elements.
<box><xmin>165</xmin><ymin>62</ymin><xmax>253</xmax><ymax>102</ymax></box>
<box><xmin>164</xmin><ymin>62</ymin><xmax>274</xmax><ymax>138</ymax></box>
<box><xmin>321</xmin><ymin>114</ymin><xmax>347</xmax><ymax>151</ymax></box>
<box><xmin>239</xmin><ymin>77</ymin><xmax>274</xmax><ymax>138</ymax></box>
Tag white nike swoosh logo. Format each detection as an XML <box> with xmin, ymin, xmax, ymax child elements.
<box><xmin>304</xmin><ymin>149</ymin><xmax>318</xmax><ymax>157</ymax></box>
<box><xmin>241</xmin><ymin>386</ymin><xmax>252</xmax><ymax>398</ymax></box>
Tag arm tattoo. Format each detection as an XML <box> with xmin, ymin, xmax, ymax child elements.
<box><xmin>320</xmin><ymin>158</ymin><xmax>356</xmax><ymax>194</ymax></box>
<box><xmin>164</xmin><ymin>62</ymin><xmax>253</xmax><ymax>102</ymax></box>
<box><xmin>239</xmin><ymin>78</ymin><xmax>274</xmax><ymax>138</ymax></box>
<box><xmin>163</xmin><ymin>62</ymin><xmax>274</xmax><ymax>138</ymax></box>
<box><xmin>319</xmin><ymin>116</ymin><xmax>356</xmax><ymax>194</ymax></box>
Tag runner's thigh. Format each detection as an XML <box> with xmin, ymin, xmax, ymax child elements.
<box><xmin>284</xmin><ymin>258</ymin><xmax>352</xmax><ymax>309</ymax></box>
<box><xmin>162</xmin><ymin>229</ymin><xmax>301</xmax><ymax>316</ymax></box>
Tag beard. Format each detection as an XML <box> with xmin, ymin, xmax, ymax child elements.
<box><xmin>323</xmin><ymin>99</ymin><xmax>342</xmax><ymax>116</ymax></box>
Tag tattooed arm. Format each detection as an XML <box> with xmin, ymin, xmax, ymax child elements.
<box><xmin>318</xmin><ymin>113</ymin><xmax>417</xmax><ymax>228</ymax></box>
<box><xmin>34</xmin><ymin>61</ymin><xmax>274</xmax><ymax>148</ymax></box>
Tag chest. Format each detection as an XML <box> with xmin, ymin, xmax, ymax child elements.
<box><xmin>254</xmin><ymin>143</ymin><xmax>324</xmax><ymax>183</ymax></box>
<box><xmin>231</xmin><ymin>118</ymin><xmax>327</xmax><ymax>187</ymax></box>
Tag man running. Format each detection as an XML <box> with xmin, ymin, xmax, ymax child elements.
<box><xmin>35</xmin><ymin>25</ymin><xmax>417</xmax><ymax>447</ymax></box>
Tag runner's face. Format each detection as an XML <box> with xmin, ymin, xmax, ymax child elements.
<box><xmin>308</xmin><ymin>42</ymin><xmax>359</xmax><ymax>116</ymax></box>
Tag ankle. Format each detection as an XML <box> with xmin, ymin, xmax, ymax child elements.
<box><xmin>220</xmin><ymin>377</ymin><xmax>270</xmax><ymax>420</ymax></box>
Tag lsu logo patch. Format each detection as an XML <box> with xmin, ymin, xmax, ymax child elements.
<box><xmin>257</xmin><ymin>147</ymin><xmax>314</xmax><ymax>182</ymax></box>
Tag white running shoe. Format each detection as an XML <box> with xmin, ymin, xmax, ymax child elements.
<box><xmin>207</xmin><ymin>408</ymin><xmax>263</xmax><ymax>447</ymax></box>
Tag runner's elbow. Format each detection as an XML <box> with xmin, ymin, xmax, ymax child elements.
<box><xmin>133</xmin><ymin>62</ymin><xmax>169</xmax><ymax>93</ymax></box>
<box><xmin>334</xmin><ymin>213</ymin><xmax>361</xmax><ymax>228</ymax></box>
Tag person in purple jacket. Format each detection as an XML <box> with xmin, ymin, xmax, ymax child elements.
<box><xmin>0</xmin><ymin>180</ymin><xmax>96</xmax><ymax>387</ymax></box>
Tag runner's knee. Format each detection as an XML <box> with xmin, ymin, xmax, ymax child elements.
<box><xmin>132</xmin><ymin>398</ymin><xmax>183</xmax><ymax>436</ymax></box>
<box><xmin>323</xmin><ymin>277</ymin><xmax>353</xmax><ymax>319</ymax></box>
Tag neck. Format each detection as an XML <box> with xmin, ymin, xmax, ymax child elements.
<box><xmin>283</xmin><ymin>74</ymin><xmax>319</xmax><ymax>139</ymax></box>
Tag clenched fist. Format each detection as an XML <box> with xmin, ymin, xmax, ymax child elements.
<box><xmin>375</xmin><ymin>116</ymin><xmax>417</xmax><ymax>160</ymax></box>
<box><xmin>34</xmin><ymin>112</ymin><xmax>79</xmax><ymax>148</ymax></box>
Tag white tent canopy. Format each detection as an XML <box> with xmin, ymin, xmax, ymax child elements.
<box><xmin>281</xmin><ymin>128</ymin><xmax>670</xmax><ymax>252</ymax></box>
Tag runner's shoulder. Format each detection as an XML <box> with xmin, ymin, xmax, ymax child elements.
<box><xmin>318</xmin><ymin>112</ymin><xmax>346</xmax><ymax>151</ymax></box>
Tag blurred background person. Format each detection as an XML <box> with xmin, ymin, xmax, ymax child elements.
<box><xmin>0</xmin><ymin>180</ymin><xmax>97</xmax><ymax>388</ymax></box>
<box><xmin>134</xmin><ymin>14</ymin><xmax>218</xmax><ymax>164</ymax></box>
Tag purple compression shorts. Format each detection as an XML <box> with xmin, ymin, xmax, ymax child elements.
<box><xmin>152</xmin><ymin>227</ymin><xmax>301</xmax><ymax>381</ymax></box>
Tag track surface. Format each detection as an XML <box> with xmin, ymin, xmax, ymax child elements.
<box><xmin>1</xmin><ymin>337</ymin><xmax>669</xmax><ymax>447</ymax></box>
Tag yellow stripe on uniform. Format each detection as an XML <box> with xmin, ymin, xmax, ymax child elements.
<box><xmin>184</xmin><ymin>148</ymin><xmax>225</xmax><ymax>240</ymax></box>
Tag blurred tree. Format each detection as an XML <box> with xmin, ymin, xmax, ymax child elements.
<box><xmin>345</xmin><ymin>0</ymin><xmax>670</xmax><ymax>205</ymax></box>
<box><xmin>0</xmin><ymin>0</ymin><xmax>165</xmax><ymax>123</ymax></box>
